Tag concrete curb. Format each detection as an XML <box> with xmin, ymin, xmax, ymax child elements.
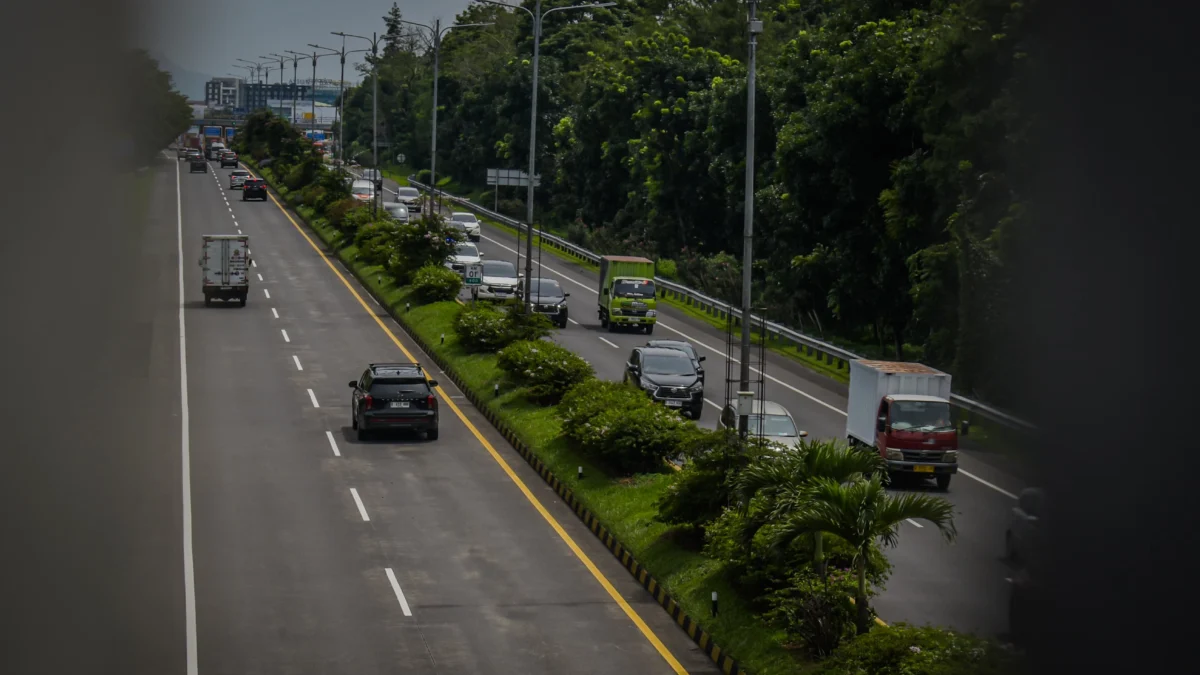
<box><xmin>250</xmin><ymin>162</ymin><xmax>748</xmax><ymax>675</ymax></box>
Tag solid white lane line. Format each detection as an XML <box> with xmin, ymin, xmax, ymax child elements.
<box><xmin>906</xmin><ymin>518</ymin><xmax>924</xmax><ymax>528</ymax></box>
<box><xmin>350</xmin><ymin>488</ymin><xmax>370</xmax><ymax>521</ymax></box>
<box><xmin>292</xmin><ymin>355</ymin><xmax>303</xmax><ymax>371</ymax></box>
<box><xmin>271</xmin><ymin>307</ymin><xmax>279</xmax><ymax>319</ymax></box>
<box><xmin>307</xmin><ymin>389</ymin><xmax>320</xmax><ymax>408</ymax></box>
<box><xmin>325</xmin><ymin>430</ymin><xmax>341</xmax><ymax>457</ymax></box>
<box><xmin>174</xmin><ymin>159</ymin><xmax>199</xmax><ymax>675</ymax></box>
<box><xmin>264</xmin><ymin>288</ymin><xmax>271</xmax><ymax>299</ymax></box>
<box><xmin>958</xmin><ymin>470</ymin><xmax>1018</xmax><ymax>500</ymax></box>
<box><xmin>281</xmin><ymin>329</ymin><xmax>290</xmax><ymax>342</ymax></box>
<box><xmin>598</xmin><ymin>337</ymin><xmax>620</xmax><ymax>349</ymax></box>
<box><xmin>384</xmin><ymin>568</ymin><xmax>413</xmax><ymax>616</ymax></box>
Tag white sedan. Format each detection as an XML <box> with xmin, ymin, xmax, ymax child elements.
<box><xmin>449</xmin><ymin>212</ymin><xmax>481</xmax><ymax>242</ymax></box>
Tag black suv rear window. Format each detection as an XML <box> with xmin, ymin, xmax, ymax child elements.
<box><xmin>369</xmin><ymin>380</ymin><xmax>430</xmax><ymax>397</ymax></box>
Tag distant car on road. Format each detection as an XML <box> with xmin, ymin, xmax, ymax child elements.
<box><xmin>449</xmin><ymin>212</ymin><xmax>481</xmax><ymax>242</ymax></box>
<box><xmin>471</xmin><ymin>259</ymin><xmax>522</xmax><ymax>303</ymax></box>
<box><xmin>350</xmin><ymin>179</ymin><xmax>374</xmax><ymax>203</ymax></box>
<box><xmin>383</xmin><ymin>202</ymin><xmax>410</xmax><ymax>223</ymax></box>
<box><xmin>349</xmin><ymin>362</ymin><xmax>440</xmax><ymax>441</ymax></box>
<box><xmin>717</xmin><ymin>399</ymin><xmax>808</xmax><ymax>448</ymax></box>
<box><xmin>624</xmin><ymin>346</ymin><xmax>705</xmax><ymax>420</ymax></box>
<box><xmin>445</xmin><ymin>242</ymin><xmax>483</xmax><ymax>275</ymax></box>
<box><xmin>394</xmin><ymin>186</ymin><xmax>424</xmax><ymax>214</ymax></box>
<box><xmin>527</xmin><ymin>277</ymin><xmax>569</xmax><ymax>328</ymax></box>
<box><xmin>229</xmin><ymin>169</ymin><xmax>251</xmax><ymax>190</ymax></box>
<box><xmin>219</xmin><ymin>151</ymin><xmax>239</xmax><ymax>168</ymax></box>
<box><xmin>189</xmin><ymin>154</ymin><xmax>208</xmax><ymax>173</ymax></box>
<box><xmin>241</xmin><ymin>178</ymin><xmax>267</xmax><ymax>201</ymax></box>
<box><xmin>360</xmin><ymin>168</ymin><xmax>381</xmax><ymax>182</ymax></box>
<box><xmin>177</xmin><ymin>147</ymin><xmax>190</xmax><ymax>160</ymax></box>
<box><xmin>646</xmin><ymin>339</ymin><xmax>705</xmax><ymax>383</ymax></box>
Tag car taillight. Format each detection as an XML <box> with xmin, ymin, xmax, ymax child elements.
<box><xmin>427</xmin><ymin>394</ymin><xmax>436</xmax><ymax>409</ymax></box>
<box><xmin>363</xmin><ymin>395</ymin><xmax>373</xmax><ymax>410</ymax></box>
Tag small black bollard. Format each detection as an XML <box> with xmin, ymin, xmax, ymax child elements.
<box><xmin>961</xmin><ymin>419</ymin><xmax>971</xmax><ymax>436</ymax></box>
<box><xmin>577</xmin><ymin>466</ymin><xmax>583</xmax><ymax>480</ymax></box>
<box><xmin>493</xmin><ymin>383</ymin><xmax>500</xmax><ymax>397</ymax></box>
<box><xmin>711</xmin><ymin>591</ymin><xmax>718</xmax><ymax>617</ymax></box>
<box><xmin>405</xmin><ymin>302</ymin><xmax>411</xmax><ymax>312</ymax></box>
<box><xmin>440</xmin><ymin>333</ymin><xmax>445</xmax><ymax>345</ymax></box>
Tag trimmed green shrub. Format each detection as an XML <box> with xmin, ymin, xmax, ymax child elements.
<box><xmin>323</xmin><ymin>197</ymin><xmax>362</xmax><ymax>231</ymax></box>
<box><xmin>655</xmin><ymin>429</ymin><xmax>777</xmax><ymax>531</ymax></box>
<box><xmin>353</xmin><ymin>221</ymin><xmax>402</xmax><ymax>267</ymax></box>
<box><xmin>655</xmin><ymin>258</ymin><xmax>678</xmax><ymax>279</ymax></box>
<box><xmin>386</xmin><ymin>217</ymin><xmax>461</xmax><ymax>284</ymax></box>
<box><xmin>504</xmin><ymin>305</ymin><xmax>554</xmax><ymax>343</ymax></box>
<box><xmin>497</xmin><ymin>340</ymin><xmax>594</xmax><ymax>403</ymax></box>
<box><xmin>575</xmin><ymin>402</ymin><xmax>695</xmax><ymax>474</ymax></box>
<box><xmin>558</xmin><ymin>379</ymin><xmax>648</xmax><ymax>445</ymax></box>
<box><xmin>341</xmin><ymin>205</ymin><xmax>378</xmax><ymax>237</ymax></box>
<box><xmin>765</xmin><ymin>569</ymin><xmax>859</xmax><ymax>658</ymax></box>
<box><xmin>815</xmin><ymin>623</ymin><xmax>1024</xmax><ymax>675</ymax></box>
<box><xmin>411</xmin><ymin>264</ymin><xmax>463</xmax><ymax>303</ymax></box>
<box><xmin>454</xmin><ymin>303</ymin><xmax>512</xmax><ymax>352</ymax></box>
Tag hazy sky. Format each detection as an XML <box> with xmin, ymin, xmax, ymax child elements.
<box><xmin>138</xmin><ymin>0</ymin><xmax>476</xmax><ymax>82</ymax></box>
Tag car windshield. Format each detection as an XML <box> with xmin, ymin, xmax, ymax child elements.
<box><xmin>642</xmin><ymin>354</ymin><xmax>694</xmax><ymax>376</ymax></box>
<box><xmin>351</xmin><ymin>185</ymin><xmax>372</xmax><ymax>196</ymax></box>
<box><xmin>385</xmin><ymin>204</ymin><xmax>407</xmax><ymax>215</ymax></box>
<box><xmin>232</xmin><ymin>170</ymin><xmax>249</xmax><ymax>176</ymax></box>
<box><xmin>656</xmin><ymin>342</ymin><xmax>697</xmax><ymax>359</ymax></box>
<box><xmin>455</xmin><ymin>243</ymin><xmax>479</xmax><ymax>257</ymax></box>
<box><xmin>890</xmin><ymin>400</ymin><xmax>953</xmax><ymax>431</ymax></box>
<box><xmin>482</xmin><ymin>260</ymin><xmax>516</xmax><ymax>277</ymax></box>
<box><xmin>748</xmin><ymin>414</ymin><xmax>798</xmax><ymax>437</ymax></box>
<box><xmin>529</xmin><ymin>280</ymin><xmax>562</xmax><ymax>296</ymax></box>
<box><xmin>396</xmin><ymin>188</ymin><xmax>420</xmax><ymax>198</ymax></box>
<box><xmin>452</xmin><ymin>214</ymin><xmax>478</xmax><ymax>223</ymax></box>
<box><xmin>614</xmin><ymin>279</ymin><xmax>655</xmax><ymax>298</ymax></box>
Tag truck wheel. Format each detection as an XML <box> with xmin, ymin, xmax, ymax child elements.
<box><xmin>690</xmin><ymin>405</ymin><xmax>703</xmax><ymax>421</ymax></box>
<box><xmin>203</xmin><ymin>295</ymin><xmax>212</xmax><ymax>307</ymax></box>
<box><xmin>238</xmin><ymin>295</ymin><xmax>247</xmax><ymax>307</ymax></box>
<box><xmin>936</xmin><ymin>474</ymin><xmax>952</xmax><ymax>491</ymax></box>
<box><xmin>607</xmin><ymin>321</ymin><xmax>618</xmax><ymax>333</ymax></box>
<box><xmin>645</xmin><ymin>324</ymin><xmax>655</xmax><ymax>335</ymax></box>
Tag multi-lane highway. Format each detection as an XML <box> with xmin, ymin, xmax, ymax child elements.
<box><xmin>363</xmin><ymin>170</ymin><xmax>1026</xmax><ymax>637</ymax></box>
<box><xmin>173</xmin><ymin>155</ymin><xmax>722</xmax><ymax>674</ymax></box>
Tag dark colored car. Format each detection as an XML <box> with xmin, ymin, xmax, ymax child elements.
<box><xmin>349</xmin><ymin>363</ymin><xmax>440</xmax><ymax>441</ymax></box>
<box><xmin>241</xmin><ymin>178</ymin><xmax>267</xmax><ymax>201</ymax></box>
<box><xmin>624</xmin><ymin>346</ymin><xmax>704</xmax><ymax>419</ymax></box>
<box><xmin>645</xmin><ymin>339</ymin><xmax>705</xmax><ymax>383</ymax></box>
<box><xmin>527</xmin><ymin>277</ymin><xmax>569</xmax><ymax>328</ymax></box>
<box><xmin>189</xmin><ymin>155</ymin><xmax>207</xmax><ymax>173</ymax></box>
<box><xmin>219</xmin><ymin>151</ymin><xmax>239</xmax><ymax>168</ymax></box>
<box><xmin>177</xmin><ymin>147</ymin><xmax>190</xmax><ymax>160</ymax></box>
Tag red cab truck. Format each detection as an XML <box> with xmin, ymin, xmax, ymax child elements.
<box><xmin>846</xmin><ymin>360</ymin><xmax>959</xmax><ymax>490</ymax></box>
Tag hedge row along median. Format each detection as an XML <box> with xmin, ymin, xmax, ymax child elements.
<box><xmin>233</xmin><ymin>109</ymin><xmax>1025</xmax><ymax>675</ymax></box>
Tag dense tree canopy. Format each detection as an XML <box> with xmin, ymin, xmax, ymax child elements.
<box><xmin>337</xmin><ymin>0</ymin><xmax>1034</xmax><ymax>407</ymax></box>
<box><xmin>124</xmin><ymin>49</ymin><xmax>193</xmax><ymax>167</ymax></box>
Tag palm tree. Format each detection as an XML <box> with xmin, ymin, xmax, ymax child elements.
<box><xmin>771</xmin><ymin>474</ymin><xmax>957</xmax><ymax>634</ymax></box>
<box><xmin>733</xmin><ymin>439</ymin><xmax>886</xmax><ymax>575</ymax></box>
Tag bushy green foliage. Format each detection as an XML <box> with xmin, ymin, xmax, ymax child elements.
<box><xmin>497</xmin><ymin>340</ymin><xmax>594</xmax><ymax>403</ymax></box>
<box><xmin>410</xmin><ymin>264</ymin><xmax>463</xmax><ymax>303</ymax></box>
<box><xmin>766</xmin><ymin>569</ymin><xmax>860</xmax><ymax>658</ymax></box>
<box><xmin>354</xmin><ymin>221</ymin><xmax>403</xmax><ymax>267</ymax></box>
<box><xmin>504</xmin><ymin>306</ymin><xmax>554</xmax><ymax>343</ymax></box>
<box><xmin>575</xmin><ymin>402</ymin><xmax>696</xmax><ymax>474</ymax></box>
<box><xmin>655</xmin><ymin>429</ymin><xmax>776</xmax><ymax>531</ymax></box>
<box><xmin>558</xmin><ymin>379</ymin><xmax>649</xmax><ymax>446</ymax></box>
<box><xmin>323</xmin><ymin>198</ymin><xmax>362</xmax><ymax>231</ymax></box>
<box><xmin>815</xmin><ymin>623</ymin><xmax>1024</xmax><ymax>675</ymax></box>
<box><xmin>453</xmin><ymin>304</ymin><xmax>551</xmax><ymax>353</ymax></box>
<box><xmin>386</xmin><ymin>217</ymin><xmax>461</xmax><ymax>284</ymax></box>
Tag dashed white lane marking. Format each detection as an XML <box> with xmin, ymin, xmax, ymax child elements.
<box><xmin>906</xmin><ymin>518</ymin><xmax>924</xmax><ymax>528</ymax></box>
<box><xmin>384</xmin><ymin>568</ymin><xmax>413</xmax><ymax>616</ymax></box>
<box><xmin>257</xmin><ymin>273</ymin><xmax>263</xmax><ymax>281</ymax></box>
<box><xmin>271</xmin><ymin>307</ymin><xmax>279</xmax><ymax>319</ymax></box>
<box><xmin>264</xmin><ymin>288</ymin><xmax>271</xmax><ymax>299</ymax></box>
<box><xmin>325</xmin><ymin>430</ymin><xmax>341</xmax><ymax>457</ymax></box>
<box><xmin>567</xmin><ymin>318</ymin><xmax>580</xmax><ymax>325</ymax></box>
<box><xmin>281</xmin><ymin>329</ymin><xmax>290</xmax><ymax>342</ymax></box>
<box><xmin>598</xmin><ymin>337</ymin><xmax>620</xmax><ymax>349</ymax></box>
<box><xmin>350</xmin><ymin>488</ymin><xmax>370</xmax><ymax>521</ymax></box>
<box><xmin>292</xmin><ymin>355</ymin><xmax>303</xmax><ymax>371</ymax></box>
<box><xmin>307</xmin><ymin>389</ymin><xmax>320</xmax><ymax>408</ymax></box>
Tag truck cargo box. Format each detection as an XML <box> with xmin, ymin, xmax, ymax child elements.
<box><xmin>846</xmin><ymin>360</ymin><xmax>952</xmax><ymax>445</ymax></box>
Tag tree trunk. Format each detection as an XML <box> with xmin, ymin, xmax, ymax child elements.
<box><xmin>855</xmin><ymin>556</ymin><xmax>871</xmax><ymax>635</ymax></box>
<box><xmin>814</xmin><ymin>532</ymin><xmax>826</xmax><ymax>579</ymax></box>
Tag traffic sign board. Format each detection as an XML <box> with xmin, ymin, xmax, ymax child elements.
<box><xmin>465</xmin><ymin>264</ymin><xmax>483</xmax><ymax>286</ymax></box>
<box><xmin>396</xmin><ymin>153</ymin><xmax>406</xmax><ymax>164</ymax></box>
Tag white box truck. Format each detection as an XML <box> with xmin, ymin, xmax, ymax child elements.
<box><xmin>846</xmin><ymin>360</ymin><xmax>959</xmax><ymax>490</ymax></box>
<box><xmin>199</xmin><ymin>234</ymin><xmax>251</xmax><ymax>307</ymax></box>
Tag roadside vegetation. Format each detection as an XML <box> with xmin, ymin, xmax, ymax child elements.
<box><xmin>231</xmin><ymin>111</ymin><xmax>1024</xmax><ymax>675</ymax></box>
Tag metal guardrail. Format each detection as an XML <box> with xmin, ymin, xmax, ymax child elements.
<box><xmin>405</xmin><ymin>176</ymin><xmax>1034</xmax><ymax>432</ymax></box>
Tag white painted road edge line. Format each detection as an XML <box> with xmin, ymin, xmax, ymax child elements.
<box><xmin>307</xmin><ymin>388</ymin><xmax>320</xmax><ymax>408</ymax></box>
<box><xmin>264</xmin><ymin>288</ymin><xmax>271</xmax><ymax>299</ymax></box>
<box><xmin>384</xmin><ymin>568</ymin><xmax>413</xmax><ymax>616</ymax></box>
<box><xmin>906</xmin><ymin>518</ymin><xmax>924</xmax><ymax>528</ymax></box>
<box><xmin>174</xmin><ymin>158</ymin><xmax>199</xmax><ymax>675</ymax></box>
<box><xmin>281</xmin><ymin>329</ymin><xmax>290</xmax><ymax>343</ymax></box>
<box><xmin>704</xmin><ymin>398</ymin><xmax>722</xmax><ymax>410</ymax></box>
<box><xmin>598</xmin><ymin>337</ymin><xmax>620</xmax><ymax>349</ymax></box>
<box><xmin>292</xmin><ymin>355</ymin><xmax>303</xmax><ymax>371</ymax></box>
<box><xmin>325</xmin><ymin>430</ymin><xmax>341</xmax><ymax>457</ymax></box>
<box><xmin>271</xmin><ymin>307</ymin><xmax>279</xmax><ymax>319</ymax></box>
<box><xmin>480</xmin><ymin>230</ymin><xmax>1018</xmax><ymax>500</ymax></box>
<box><xmin>349</xmin><ymin>488</ymin><xmax>370</xmax><ymax>521</ymax></box>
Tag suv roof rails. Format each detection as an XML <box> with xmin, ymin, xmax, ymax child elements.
<box><xmin>370</xmin><ymin>362</ymin><xmax>422</xmax><ymax>370</ymax></box>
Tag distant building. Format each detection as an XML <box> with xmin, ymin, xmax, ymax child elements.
<box><xmin>204</xmin><ymin>77</ymin><xmax>244</xmax><ymax>109</ymax></box>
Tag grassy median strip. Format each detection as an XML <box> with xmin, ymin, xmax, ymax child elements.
<box><xmin>267</xmin><ymin>182</ymin><xmax>810</xmax><ymax>674</ymax></box>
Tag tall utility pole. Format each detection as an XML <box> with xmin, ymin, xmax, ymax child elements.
<box><xmin>398</xmin><ymin>17</ymin><xmax>493</xmax><ymax>212</ymax></box>
<box><xmin>303</xmin><ymin>47</ymin><xmax>340</xmax><ymax>141</ymax></box>
<box><xmin>285</xmin><ymin>51</ymin><xmax>307</xmax><ymax>126</ymax></box>
<box><xmin>333</xmin><ymin>31</ymin><xmax>382</xmax><ymax>215</ymax></box>
<box><xmin>311</xmin><ymin>42</ymin><xmax>369</xmax><ymax>166</ymax></box>
<box><xmin>738</xmin><ymin>2</ymin><xmax>762</xmax><ymax>437</ymax></box>
<box><xmin>479</xmin><ymin>0</ymin><xmax>616</xmax><ymax>311</ymax></box>
<box><xmin>264</xmin><ymin>53</ymin><xmax>301</xmax><ymax>118</ymax></box>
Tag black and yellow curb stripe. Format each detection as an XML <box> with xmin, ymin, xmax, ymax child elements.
<box><xmin>248</xmin><ymin>163</ymin><xmax>748</xmax><ymax>675</ymax></box>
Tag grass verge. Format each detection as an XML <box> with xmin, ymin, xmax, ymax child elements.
<box><xmin>256</xmin><ymin>163</ymin><xmax>814</xmax><ymax>675</ymax></box>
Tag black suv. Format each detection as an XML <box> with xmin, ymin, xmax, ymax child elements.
<box><xmin>241</xmin><ymin>178</ymin><xmax>267</xmax><ymax>201</ymax></box>
<box><xmin>645</xmin><ymin>339</ymin><xmax>705</xmax><ymax>384</ymax></box>
<box><xmin>189</xmin><ymin>154</ymin><xmax>207</xmax><ymax>173</ymax></box>
<box><xmin>624</xmin><ymin>346</ymin><xmax>705</xmax><ymax>419</ymax></box>
<box><xmin>349</xmin><ymin>363</ymin><xmax>440</xmax><ymax>440</ymax></box>
<box><xmin>528</xmin><ymin>277</ymin><xmax>569</xmax><ymax>328</ymax></box>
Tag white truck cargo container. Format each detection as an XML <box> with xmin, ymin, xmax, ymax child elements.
<box><xmin>199</xmin><ymin>235</ymin><xmax>251</xmax><ymax>307</ymax></box>
<box><xmin>846</xmin><ymin>360</ymin><xmax>959</xmax><ymax>490</ymax></box>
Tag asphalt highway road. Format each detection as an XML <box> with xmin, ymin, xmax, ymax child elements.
<box><xmin>179</xmin><ymin>157</ymin><xmax>720</xmax><ymax>674</ymax></box>
<box><xmin>363</xmin><ymin>169</ymin><xmax>1025</xmax><ymax>638</ymax></box>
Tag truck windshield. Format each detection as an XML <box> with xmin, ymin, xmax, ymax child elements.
<box><xmin>750</xmin><ymin>414</ymin><xmax>798</xmax><ymax>437</ymax></box>
<box><xmin>614</xmin><ymin>279</ymin><xmax>655</xmax><ymax>298</ymax></box>
<box><xmin>891</xmin><ymin>400</ymin><xmax>953</xmax><ymax>431</ymax></box>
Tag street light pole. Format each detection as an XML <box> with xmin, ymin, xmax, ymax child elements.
<box><xmin>398</xmin><ymin>18</ymin><xmax>493</xmax><ymax>215</ymax></box>
<box><xmin>333</xmin><ymin>31</ymin><xmax>383</xmax><ymax>216</ymax></box>
<box><xmin>285</xmin><ymin>51</ymin><xmax>307</xmax><ymax>126</ymax></box>
<box><xmin>738</xmin><ymin>2</ymin><xmax>762</xmax><ymax>438</ymax></box>
<box><xmin>237</xmin><ymin>59</ymin><xmax>270</xmax><ymax>109</ymax></box>
<box><xmin>311</xmin><ymin>43</ymin><xmax>368</xmax><ymax>167</ymax></box>
<box><xmin>304</xmin><ymin>47</ymin><xmax>340</xmax><ymax>142</ymax></box>
<box><xmin>479</xmin><ymin>0</ymin><xmax>616</xmax><ymax>311</ymax></box>
<box><xmin>265</xmin><ymin>54</ymin><xmax>301</xmax><ymax>118</ymax></box>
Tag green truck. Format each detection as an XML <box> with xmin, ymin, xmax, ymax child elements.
<box><xmin>597</xmin><ymin>255</ymin><xmax>658</xmax><ymax>334</ymax></box>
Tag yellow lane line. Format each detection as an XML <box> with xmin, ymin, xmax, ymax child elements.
<box><xmin>263</xmin><ymin>189</ymin><xmax>689</xmax><ymax>674</ymax></box>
